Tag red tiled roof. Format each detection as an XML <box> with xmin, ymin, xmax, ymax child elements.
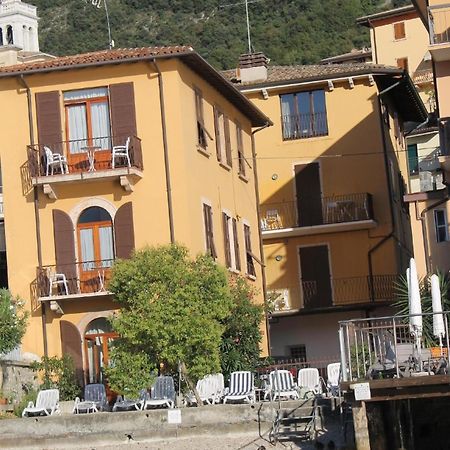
<box><xmin>0</xmin><ymin>46</ymin><xmax>194</xmax><ymax>75</ymax></box>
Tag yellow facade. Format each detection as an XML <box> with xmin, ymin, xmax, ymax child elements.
<box><xmin>228</xmin><ymin>66</ymin><xmax>422</xmax><ymax>359</ymax></box>
<box><xmin>0</xmin><ymin>52</ymin><xmax>269</xmax><ymax>374</ymax></box>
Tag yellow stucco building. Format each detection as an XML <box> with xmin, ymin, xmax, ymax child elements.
<box><xmin>225</xmin><ymin>55</ymin><xmax>427</xmax><ymax>361</ymax></box>
<box><xmin>0</xmin><ymin>46</ymin><xmax>271</xmax><ymax>382</ymax></box>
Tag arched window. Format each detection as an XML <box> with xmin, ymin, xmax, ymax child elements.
<box><xmin>22</xmin><ymin>25</ymin><xmax>27</xmax><ymax>50</ymax></box>
<box><xmin>6</xmin><ymin>25</ymin><xmax>13</xmax><ymax>45</ymax></box>
<box><xmin>85</xmin><ymin>317</ymin><xmax>112</xmax><ymax>335</ymax></box>
<box><xmin>77</xmin><ymin>206</ymin><xmax>114</xmax><ymax>270</ymax></box>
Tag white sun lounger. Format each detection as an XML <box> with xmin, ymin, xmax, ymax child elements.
<box><xmin>223</xmin><ymin>371</ymin><xmax>255</xmax><ymax>404</ymax></box>
<box><xmin>264</xmin><ymin>369</ymin><xmax>300</xmax><ymax>401</ymax></box>
<box><xmin>22</xmin><ymin>389</ymin><xmax>60</xmax><ymax>417</ymax></box>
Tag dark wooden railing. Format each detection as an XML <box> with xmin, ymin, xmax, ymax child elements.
<box><xmin>260</xmin><ymin>193</ymin><xmax>373</xmax><ymax>231</ymax></box>
<box><xmin>27</xmin><ymin>135</ymin><xmax>143</xmax><ymax>178</ymax></box>
<box><xmin>281</xmin><ymin>111</ymin><xmax>328</xmax><ymax>140</ymax></box>
<box><xmin>36</xmin><ymin>259</ymin><xmax>114</xmax><ymax>298</ymax></box>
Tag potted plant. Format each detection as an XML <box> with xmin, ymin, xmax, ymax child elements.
<box><xmin>0</xmin><ymin>391</ymin><xmax>8</xmax><ymax>405</ymax></box>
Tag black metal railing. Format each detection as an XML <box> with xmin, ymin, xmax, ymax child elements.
<box><xmin>36</xmin><ymin>259</ymin><xmax>114</xmax><ymax>298</ymax></box>
<box><xmin>260</xmin><ymin>193</ymin><xmax>373</xmax><ymax>231</ymax></box>
<box><xmin>27</xmin><ymin>134</ymin><xmax>143</xmax><ymax>178</ymax></box>
<box><xmin>301</xmin><ymin>274</ymin><xmax>399</xmax><ymax>309</ymax></box>
<box><xmin>429</xmin><ymin>4</ymin><xmax>450</xmax><ymax>45</ymax></box>
<box><xmin>281</xmin><ymin>112</ymin><xmax>328</xmax><ymax>140</ymax></box>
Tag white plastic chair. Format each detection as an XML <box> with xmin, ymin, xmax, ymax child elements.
<box><xmin>47</xmin><ymin>269</ymin><xmax>69</xmax><ymax>297</ymax></box>
<box><xmin>22</xmin><ymin>389</ymin><xmax>60</xmax><ymax>417</ymax></box>
<box><xmin>264</xmin><ymin>369</ymin><xmax>299</xmax><ymax>401</ymax></box>
<box><xmin>298</xmin><ymin>368</ymin><xmax>323</xmax><ymax>398</ymax></box>
<box><xmin>223</xmin><ymin>371</ymin><xmax>255</xmax><ymax>404</ymax></box>
<box><xmin>44</xmin><ymin>146</ymin><xmax>68</xmax><ymax>176</ymax></box>
<box><xmin>326</xmin><ymin>363</ymin><xmax>341</xmax><ymax>397</ymax></box>
<box><xmin>112</xmin><ymin>137</ymin><xmax>131</xmax><ymax>169</ymax></box>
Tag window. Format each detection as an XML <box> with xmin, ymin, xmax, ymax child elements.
<box><xmin>194</xmin><ymin>87</ymin><xmax>211</xmax><ymax>149</ymax></box>
<box><xmin>289</xmin><ymin>345</ymin><xmax>307</xmax><ymax>361</ymax></box>
<box><xmin>396</xmin><ymin>57</ymin><xmax>409</xmax><ymax>72</ymax></box>
<box><xmin>214</xmin><ymin>106</ymin><xmax>232</xmax><ymax>166</ymax></box>
<box><xmin>244</xmin><ymin>223</ymin><xmax>256</xmax><ymax>277</ymax></box>
<box><xmin>394</xmin><ymin>22</ymin><xmax>406</xmax><ymax>40</ymax></box>
<box><xmin>280</xmin><ymin>89</ymin><xmax>328</xmax><ymax>140</ymax></box>
<box><xmin>222</xmin><ymin>212</ymin><xmax>241</xmax><ymax>271</ymax></box>
<box><xmin>407</xmin><ymin>144</ymin><xmax>419</xmax><ymax>175</ymax></box>
<box><xmin>435</xmin><ymin>210</ymin><xmax>448</xmax><ymax>243</ymax></box>
<box><xmin>236</xmin><ymin>123</ymin><xmax>246</xmax><ymax>177</ymax></box>
<box><xmin>203</xmin><ymin>203</ymin><xmax>217</xmax><ymax>259</ymax></box>
<box><xmin>64</xmin><ymin>87</ymin><xmax>111</xmax><ymax>154</ymax></box>
<box><xmin>381</xmin><ymin>102</ymin><xmax>390</xmax><ymax>128</ymax></box>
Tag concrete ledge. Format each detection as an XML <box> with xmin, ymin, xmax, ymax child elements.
<box><xmin>0</xmin><ymin>400</ymin><xmax>317</xmax><ymax>449</ymax></box>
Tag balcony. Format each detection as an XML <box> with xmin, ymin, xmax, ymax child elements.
<box><xmin>281</xmin><ymin>112</ymin><xmax>328</xmax><ymax>141</ymax></box>
<box><xmin>268</xmin><ymin>274</ymin><xmax>398</xmax><ymax>316</ymax></box>
<box><xmin>27</xmin><ymin>135</ymin><xmax>143</xmax><ymax>198</ymax></box>
<box><xmin>36</xmin><ymin>260</ymin><xmax>114</xmax><ymax>313</ymax></box>
<box><xmin>428</xmin><ymin>5</ymin><xmax>450</xmax><ymax>61</ymax></box>
<box><xmin>260</xmin><ymin>193</ymin><xmax>375</xmax><ymax>239</ymax></box>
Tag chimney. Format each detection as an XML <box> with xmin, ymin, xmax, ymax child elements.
<box><xmin>238</xmin><ymin>52</ymin><xmax>269</xmax><ymax>83</ymax></box>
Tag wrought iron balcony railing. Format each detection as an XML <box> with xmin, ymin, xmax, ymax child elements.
<box><xmin>267</xmin><ymin>274</ymin><xmax>399</xmax><ymax>312</ymax></box>
<box><xmin>27</xmin><ymin>135</ymin><xmax>143</xmax><ymax>178</ymax></box>
<box><xmin>281</xmin><ymin>112</ymin><xmax>328</xmax><ymax>140</ymax></box>
<box><xmin>36</xmin><ymin>259</ymin><xmax>114</xmax><ymax>299</ymax></box>
<box><xmin>260</xmin><ymin>193</ymin><xmax>373</xmax><ymax>231</ymax></box>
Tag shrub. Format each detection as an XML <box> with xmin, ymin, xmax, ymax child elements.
<box><xmin>0</xmin><ymin>289</ymin><xmax>28</xmax><ymax>355</ymax></box>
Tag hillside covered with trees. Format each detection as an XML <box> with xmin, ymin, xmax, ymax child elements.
<box><xmin>32</xmin><ymin>0</ymin><xmax>410</xmax><ymax>69</ymax></box>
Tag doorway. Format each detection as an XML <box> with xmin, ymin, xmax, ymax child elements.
<box><xmin>299</xmin><ymin>245</ymin><xmax>332</xmax><ymax>308</ymax></box>
<box><xmin>295</xmin><ymin>163</ymin><xmax>323</xmax><ymax>226</ymax></box>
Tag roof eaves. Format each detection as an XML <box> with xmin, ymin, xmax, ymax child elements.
<box><xmin>237</xmin><ymin>67</ymin><xmax>403</xmax><ymax>91</ymax></box>
<box><xmin>356</xmin><ymin>5</ymin><xmax>416</xmax><ymax>26</ymax></box>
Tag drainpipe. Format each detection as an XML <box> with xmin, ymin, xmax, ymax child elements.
<box><xmin>18</xmin><ymin>74</ymin><xmax>48</xmax><ymax>358</ymax></box>
<box><xmin>367</xmin><ymin>96</ymin><xmax>398</xmax><ymax>303</ymax></box>
<box><xmin>150</xmin><ymin>60</ymin><xmax>175</xmax><ymax>244</ymax></box>
<box><xmin>251</xmin><ymin>122</ymin><xmax>272</xmax><ymax>355</ymax></box>
<box><xmin>417</xmin><ymin>193</ymin><xmax>450</xmax><ymax>274</ymax></box>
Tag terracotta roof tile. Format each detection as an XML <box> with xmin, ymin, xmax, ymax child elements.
<box><xmin>222</xmin><ymin>63</ymin><xmax>402</xmax><ymax>88</ymax></box>
<box><xmin>0</xmin><ymin>46</ymin><xmax>194</xmax><ymax>75</ymax></box>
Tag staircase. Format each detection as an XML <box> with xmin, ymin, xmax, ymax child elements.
<box><xmin>269</xmin><ymin>397</ymin><xmax>322</xmax><ymax>443</ymax></box>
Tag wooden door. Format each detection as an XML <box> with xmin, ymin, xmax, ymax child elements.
<box><xmin>295</xmin><ymin>163</ymin><xmax>323</xmax><ymax>226</ymax></box>
<box><xmin>299</xmin><ymin>245</ymin><xmax>332</xmax><ymax>308</ymax></box>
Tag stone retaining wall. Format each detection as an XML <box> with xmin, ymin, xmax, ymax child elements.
<box><xmin>0</xmin><ymin>360</ymin><xmax>37</xmax><ymax>403</ymax></box>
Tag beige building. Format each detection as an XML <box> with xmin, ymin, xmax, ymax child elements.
<box><xmin>0</xmin><ymin>46</ymin><xmax>271</xmax><ymax>383</ymax></box>
<box><xmin>225</xmin><ymin>55</ymin><xmax>427</xmax><ymax>361</ymax></box>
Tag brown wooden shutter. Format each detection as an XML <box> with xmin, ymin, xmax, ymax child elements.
<box><xmin>109</xmin><ymin>83</ymin><xmax>138</xmax><ymax>147</ymax></box>
<box><xmin>60</xmin><ymin>320</ymin><xmax>83</xmax><ymax>385</ymax></box>
<box><xmin>114</xmin><ymin>202</ymin><xmax>135</xmax><ymax>259</ymax></box>
<box><xmin>232</xmin><ymin>218</ymin><xmax>241</xmax><ymax>271</ymax></box>
<box><xmin>394</xmin><ymin>22</ymin><xmax>405</xmax><ymax>40</ymax></box>
<box><xmin>222</xmin><ymin>213</ymin><xmax>231</xmax><ymax>268</ymax></box>
<box><xmin>213</xmin><ymin>106</ymin><xmax>221</xmax><ymax>161</ymax></box>
<box><xmin>53</xmin><ymin>209</ymin><xmax>77</xmax><ymax>293</ymax></box>
<box><xmin>36</xmin><ymin>91</ymin><xmax>62</xmax><ymax>153</ymax></box>
<box><xmin>236</xmin><ymin>124</ymin><xmax>245</xmax><ymax>176</ymax></box>
<box><xmin>244</xmin><ymin>224</ymin><xmax>255</xmax><ymax>276</ymax></box>
<box><xmin>203</xmin><ymin>204</ymin><xmax>216</xmax><ymax>259</ymax></box>
<box><xmin>224</xmin><ymin>116</ymin><xmax>232</xmax><ymax>167</ymax></box>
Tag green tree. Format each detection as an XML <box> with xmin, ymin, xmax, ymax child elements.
<box><xmin>31</xmin><ymin>355</ymin><xmax>80</xmax><ymax>401</ymax></box>
<box><xmin>0</xmin><ymin>289</ymin><xmax>28</xmax><ymax>355</ymax></box>
<box><xmin>108</xmin><ymin>244</ymin><xmax>233</xmax><ymax>399</ymax></box>
<box><xmin>220</xmin><ymin>276</ymin><xmax>264</xmax><ymax>379</ymax></box>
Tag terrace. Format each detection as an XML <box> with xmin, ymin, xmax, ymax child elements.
<box><xmin>260</xmin><ymin>193</ymin><xmax>375</xmax><ymax>239</ymax></box>
<box><xmin>27</xmin><ymin>135</ymin><xmax>143</xmax><ymax>198</ymax></box>
<box><xmin>428</xmin><ymin>4</ymin><xmax>450</xmax><ymax>61</ymax></box>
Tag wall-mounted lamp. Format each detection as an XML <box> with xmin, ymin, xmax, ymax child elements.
<box><xmin>275</xmin><ymin>255</ymin><xmax>283</xmax><ymax>262</ymax></box>
<box><xmin>271</xmin><ymin>174</ymin><xmax>278</xmax><ymax>180</ymax></box>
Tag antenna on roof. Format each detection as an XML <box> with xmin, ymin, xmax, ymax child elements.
<box><xmin>220</xmin><ymin>0</ymin><xmax>263</xmax><ymax>53</ymax></box>
<box><xmin>84</xmin><ymin>0</ymin><xmax>114</xmax><ymax>49</ymax></box>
